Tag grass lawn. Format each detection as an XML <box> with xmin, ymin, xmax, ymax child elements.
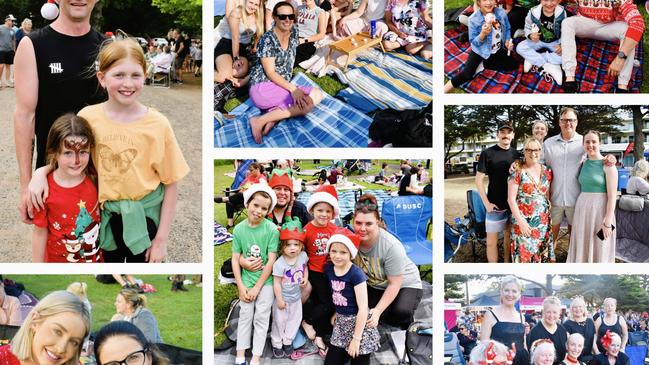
<box><xmin>443</xmin><ymin>1</ymin><xmax>649</xmax><ymax>93</ymax></box>
<box><xmin>6</xmin><ymin>275</ymin><xmax>202</xmax><ymax>351</ymax></box>
<box><xmin>213</xmin><ymin>160</ymin><xmax>432</xmax><ymax>346</ymax></box>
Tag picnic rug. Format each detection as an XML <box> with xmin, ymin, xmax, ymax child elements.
<box><xmin>214</xmin><ymin>72</ymin><xmax>372</xmax><ymax>147</ymax></box>
<box><xmin>444</xmin><ymin>25</ymin><xmax>644</xmax><ymax>93</ymax></box>
<box><xmin>213</xmin><ymin>281</ymin><xmax>432</xmax><ymax>365</ymax></box>
<box><xmin>335</xmin><ymin>49</ymin><xmax>433</xmax><ymax>112</ymax></box>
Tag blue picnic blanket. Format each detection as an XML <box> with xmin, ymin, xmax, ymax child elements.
<box><xmin>214</xmin><ymin>73</ymin><xmax>371</xmax><ymax>147</ymax></box>
<box><xmin>334</xmin><ymin>49</ymin><xmax>432</xmax><ymax>111</ymax></box>
<box><xmin>296</xmin><ymin>189</ymin><xmax>394</xmax><ymax>218</ymax></box>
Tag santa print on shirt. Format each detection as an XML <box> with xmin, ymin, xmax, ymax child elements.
<box><xmin>304</xmin><ymin>222</ymin><xmax>337</xmax><ymax>272</ymax></box>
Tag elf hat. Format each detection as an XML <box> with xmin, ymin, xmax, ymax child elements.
<box><xmin>268</xmin><ymin>172</ymin><xmax>293</xmax><ymax>193</ymax></box>
<box><xmin>279</xmin><ymin>217</ymin><xmax>306</xmax><ymax>242</ymax></box>
<box><xmin>306</xmin><ymin>185</ymin><xmax>340</xmax><ymax>217</ymax></box>
<box><xmin>243</xmin><ymin>182</ymin><xmax>277</xmax><ymax>212</ymax></box>
<box><xmin>326</xmin><ymin>228</ymin><xmax>361</xmax><ymax>259</ymax></box>
<box><xmin>41</xmin><ymin>0</ymin><xmax>60</xmax><ymax>21</ymax></box>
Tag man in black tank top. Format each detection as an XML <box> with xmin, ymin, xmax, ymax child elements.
<box><xmin>14</xmin><ymin>0</ymin><xmax>106</xmax><ymax>223</ymax></box>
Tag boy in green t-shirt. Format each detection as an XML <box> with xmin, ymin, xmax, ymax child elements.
<box><xmin>232</xmin><ymin>183</ymin><xmax>280</xmax><ymax>365</ymax></box>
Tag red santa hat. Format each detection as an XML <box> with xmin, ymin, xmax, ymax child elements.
<box><xmin>41</xmin><ymin>0</ymin><xmax>60</xmax><ymax>21</ymax></box>
<box><xmin>268</xmin><ymin>172</ymin><xmax>293</xmax><ymax>193</ymax></box>
<box><xmin>243</xmin><ymin>182</ymin><xmax>277</xmax><ymax>212</ymax></box>
<box><xmin>326</xmin><ymin>228</ymin><xmax>361</xmax><ymax>259</ymax></box>
<box><xmin>306</xmin><ymin>185</ymin><xmax>340</xmax><ymax>218</ymax></box>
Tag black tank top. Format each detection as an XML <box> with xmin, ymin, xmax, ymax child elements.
<box><xmin>29</xmin><ymin>26</ymin><xmax>106</xmax><ymax>167</ymax></box>
<box><xmin>489</xmin><ymin>309</ymin><xmax>529</xmax><ymax>365</ymax></box>
<box><xmin>596</xmin><ymin>315</ymin><xmax>623</xmax><ymax>354</ymax></box>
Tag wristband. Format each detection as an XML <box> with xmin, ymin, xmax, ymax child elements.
<box><xmin>233</xmin><ymin>56</ymin><xmax>240</xmax><ymax>61</ymax></box>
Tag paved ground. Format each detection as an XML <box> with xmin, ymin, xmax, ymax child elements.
<box><xmin>0</xmin><ymin>74</ymin><xmax>202</xmax><ymax>263</ymax></box>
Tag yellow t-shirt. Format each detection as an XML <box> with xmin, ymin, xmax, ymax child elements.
<box><xmin>78</xmin><ymin>104</ymin><xmax>190</xmax><ymax>203</ymax></box>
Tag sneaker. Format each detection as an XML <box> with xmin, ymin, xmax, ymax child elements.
<box><xmin>563</xmin><ymin>80</ymin><xmax>579</xmax><ymax>93</ymax></box>
<box><xmin>473</xmin><ymin>62</ymin><xmax>484</xmax><ymax>76</ymax></box>
<box><xmin>282</xmin><ymin>344</ymin><xmax>294</xmax><ymax>356</ymax></box>
<box><xmin>272</xmin><ymin>347</ymin><xmax>286</xmax><ymax>358</ymax></box>
<box><xmin>523</xmin><ymin>60</ymin><xmax>533</xmax><ymax>73</ymax></box>
<box><xmin>513</xmin><ymin>28</ymin><xmax>526</xmax><ymax>38</ymax></box>
<box><xmin>542</xmin><ymin>63</ymin><xmax>563</xmax><ymax>85</ymax></box>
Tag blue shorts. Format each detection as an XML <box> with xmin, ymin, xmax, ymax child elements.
<box><xmin>485</xmin><ymin>209</ymin><xmax>511</xmax><ymax>233</ymax></box>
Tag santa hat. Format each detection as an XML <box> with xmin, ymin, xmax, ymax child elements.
<box><xmin>268</xmin><ymin>173</ymin><xmax>293</xmax><ymax>193</ymax></box>
<box><xmin>326</xmin><ymin>228</ymin><xmax>361</xmax><ymax>259</ymax></box>
<box><xmin>306</xmin><ymin>185</ymin><xmax>339</xmax><ymax>217</ymax></box>
<box><xmin>279</xmin><ymin>217</ymin><xmax>306</xmax><ymax>242</ymax></box>
<box><xmin>41</xmin><ymin>0</ymin><xmax>60</xmax><ymax>21</ymax></box>
<box><xmin>243</xmin><ymin>182</ymin><xmax>277</xmax><ymax>212</ymax></box>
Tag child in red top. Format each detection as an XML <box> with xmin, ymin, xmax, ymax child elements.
<box><xmin>0</xmin><ymin>345</ymin><xmax>20</xmax><ymax>365</ymax></box>
<box><xmin>32</xmin><ymin>114</ymin><xmax>101</xmax><ymax>263</ymax></box>
<box><xmin>302</xmin><ymin>184</ymin><xmax>340</xmax><ymax>356</ymax></box>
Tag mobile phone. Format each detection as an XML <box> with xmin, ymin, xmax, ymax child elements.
<box><xmin>597</xmin><ymin>224</ymin><xmax>616</xmax><ymax>241</ymax></box>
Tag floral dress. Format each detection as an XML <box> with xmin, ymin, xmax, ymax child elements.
<box><xmin>508</xmin><ymin>166</ymin><xmax>555</xmax><ymax>263</ymax></box>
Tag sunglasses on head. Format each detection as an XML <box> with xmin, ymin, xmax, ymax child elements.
<box><xmin>275</xmin><ymin>13</ymin><xmax>295</xmax><ymax>20</ymax></box>
<box><xmin>354</xmin><ymin>200</ymin><xmax>378</xmax><ymax>212</ymax></box>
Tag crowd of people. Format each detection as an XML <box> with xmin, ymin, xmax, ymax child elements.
<box><xmin>8</xmin><ymin>0</ymin><xmax>191</xmax><ymax>264</ymax></box>
<box><xmin>444</xmin><ymin>0</ymin><xmax>646</xmax><ymax>93</ymax></box>
<box><xmin>452</xmin><ymin>276</ymin><xmax>647</xmax><ymax>365</ymax></box>
<box><xmin>475</xmin><ymin>107</ymin><xmax>631</xmax><ymax>263</ymax></box>
<box><xmin>215</xmin><ymin>0</ymin><xmax>433</xmax><ymax>142</ymax></box>
<box><xmin>215</xmin><ymin>160</ymin><xmax>427</xmax><ymax>364</ymax></box>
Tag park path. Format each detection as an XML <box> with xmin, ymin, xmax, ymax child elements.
<box><xmin>0</xmin><ymin>76</ymin><xmax>202</xmax><ymax>263</ymax></box>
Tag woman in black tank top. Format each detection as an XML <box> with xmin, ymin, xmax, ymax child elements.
<box><xmin>563</xmin><ymin>296</ymin><xmax>598</xmax><ymax>363</ymax></box>
<box><xmin>481</xmin><ymin>276</ymin><xmax>530</xmax><ymax>365</ymax></box>
<box><xmin>594</xmin><ymin>298</ymin><xmax>628</xmax><ymax>354</ymax></box>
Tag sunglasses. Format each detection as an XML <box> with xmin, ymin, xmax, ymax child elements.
<box><xmin>275</xmin><ymin>13</ymin><xmax>295</xmax><ymax>20</ymax></box>
<box><xmin>354</xmin><ymin>200</ymin><xmax>378</xmax><ymax>212</ymax></box>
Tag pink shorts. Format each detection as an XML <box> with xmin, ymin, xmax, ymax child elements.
<box><xmin>249</xmin><ymin>81</ymin><xmax>314</xmax><ymax>111</ymax></box>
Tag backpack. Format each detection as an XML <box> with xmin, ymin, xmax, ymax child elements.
<box><xmin>369</xmin><ymin>102</ymin><xmax>432</xmax><ymax>147</ymax></box>
<box><xmin>404</xmin><ymin>322</ymin><xmax>432</xmax><ymax>365</ymax></box>
<box><xmin>214</xmin><ymin>298</ymin><xmax>241</xmax><ymax>350</ymax></box>
<box><xmin>220</xmin><ymin>258</ymin><xmax>235</xmax><ymax>279</ymax></box>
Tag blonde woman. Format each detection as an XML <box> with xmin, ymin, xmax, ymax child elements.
<box><xmin>563</xmin><ymin>296</ymin><xmax>598</xmax><ymax>363</ymax></box>
<box><xmin>560</xmin><ymin>333</ymin><xmax>586</xmax><ymax>365</ymax></box>
<box><xmin>480</xmin><ymin>276</ymin><xmax>529</xmax><ymax>365</ymax></box>
<box><xmin>0</xmin><ymin>291</ymin><xmax>90</xmax><ymax>365</ymax></box>
<box><xmin>626</xmin><ymin>160</ymin><xmax>649</xmax><ymax>196</ymax></box>
<box><xmin>594</xmin><ymin>298</ymin><xmax>628</xmax><ymax>355</ymax></box>
<box><xmin>527</xmin><ymin>296</ymin><xmax>568</xmax><ymax>364</ymax></box>
<box><xmin>567</xmin><ymin>131</ymin><xmax>618</xmax><ymax>263</ymax></box>
<box><xmin>215</xmin><ymin>0</ymin><xmax>264</xmax><ymax>85</ymax></box>
<box><xmin>112</xmin><ymin>287</ymin><xmax>163</xmax><ymax>344</ymax></box>
<box><xmin>66</xmin><ymin>282</ymin><xmax>92</xmax><ymax>314</ymax></box>
<box><xmin>530</xmin><ymin>339</ymin><xmax>556</xmax><ymax>365</ymax></box>
<box><xmin>507</xmin><ymin>138</ymin><xmax>554</xmax><ymax>263</ymax></box>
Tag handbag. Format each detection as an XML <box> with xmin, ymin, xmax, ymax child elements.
<box><xmin>619</xmin><ymin>194</ymin><xmax>645</xmax><ymax>212</ymax></box>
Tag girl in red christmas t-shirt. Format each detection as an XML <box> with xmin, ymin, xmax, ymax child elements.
<box><xmin>301</xmin><ymin>184</ymin><xmax>340</xmax><ymax>357</ymax></box>
<box><xmin>32</xmin><ymin>114</ymin><xmax>101</xmax><ymax>263</ymax></box>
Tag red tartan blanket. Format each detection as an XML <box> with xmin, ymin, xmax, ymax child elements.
<box><xmin>444</xmin><ymin>25</ymin><xmax>644</xmax><ymax>93</ymax></box>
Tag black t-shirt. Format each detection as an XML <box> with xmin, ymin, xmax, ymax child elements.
<box><xmin>399</xmin><ymin>174</ymin><xmax>414</xmax><ymax>196</ymax></box>
<box><xmin>29</xmin><ymin>26</ymin><xmax>106</xmax><ymax>168</ymax></box>
<box><xmin>592</xmin><ymin>352</ymin><xmax>630</xmax><ymax>365</ymax></box>
<box><xmin>477</xmin><ymin>144</ymin><xmax>520</xmax><ymax>212</ymax></box>
<box><xmin>539</xmin><ymin>13</ymin><xmax>558</xmax><ymax>42</ymax></box>
<box><xmin>527</xmin><ymin>322</ymin><xmax>568</xmax><ymax>365</ymax></box>
<box><xmin>564</xmin><ymin>319</ymin><xmax>596</xmax><ymax>362</ymax></box>
<box><xmin>270</xmin><ymin>200</ymin><xmax>312</xmax><ymax>228</ymax></box>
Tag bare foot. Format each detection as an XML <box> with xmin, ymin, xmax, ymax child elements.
<box><xmin>249</xmin><ymin>116</ymin><xmax>265</xmax><ymax>144</ymax></box>
<box><xmin>262</xmin><ymin>121</ymin><xmax>277</xmax><ymax>136</ymax></box>
<box><xmin>302</xmin><ymin>321</ymin><xmax>316</xmax><ymax>340</ymax></box>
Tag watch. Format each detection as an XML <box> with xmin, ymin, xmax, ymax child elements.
<box><xmin>233</xmin><ymin>56</ymin><xmax>240</xmax><ymax>61</ymax></box>
<box><xmin>617</xmin><ymin>51</ymin><xmax>627</xmax><ymax>60</ymax></box>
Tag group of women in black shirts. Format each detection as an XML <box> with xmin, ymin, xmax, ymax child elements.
<box><xmin>473</xmin><ymin>276</ymin><xmax>631</xmax><ymax>365</ymax></box>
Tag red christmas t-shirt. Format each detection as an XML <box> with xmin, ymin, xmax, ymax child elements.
<box><xmin>0</xmin><ymin>345</ymin><xmax>20</xmax><ymax>365</ymax></box>
<box><xmin>32</xmin><ymin>173</ymin><xmax>102</xmax><ymax>263</ymax></box>
<box><xmin>303</xmin><ymin>222</ymin><xmax>337</xmax><ymax>272</ymax></box>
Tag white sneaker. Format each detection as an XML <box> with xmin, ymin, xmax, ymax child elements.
<box><xmin>524</xmin><ymin>60</ymin><xmax>533</xmax><ymax>73</ymax></box>
<box><xmin>474</xmin><ymin>62</ymin><xmax>484</xmax><ymax>76</ymax></box>
<box><xmin>513</xmin><ymin>29</ymin><xmax>526</xmax><ymax>38</ymax></box>
<box><xmin>542</xmin><ymin>63</ymin><xmax>563</xmax><ymax>85</ymax></box>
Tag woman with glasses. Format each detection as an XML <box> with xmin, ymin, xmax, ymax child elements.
<box><xmin>94</xmin><ymin>321</ymin><xmax>170</xmax><ymax>365</ymax></box>
<box><xmin>352</xmin><ymin>193</ymin><xmax>422</xmax><ymax>330</ymax></box>
<box><xmin>111</xmin><ymin>288</ymin><xmax>163</xmax><ymax>344</ymax></box>
<box><xmin>567</xmin><ymin>131</ymin><xmax>618</xmax><ymax>263</ymax></box>
<box><xmin>507</xmin><ymin>138</ymin><xmax>555</xmax><ymax>263</ymax></box>
<box><xmin>248</xmin><ymin>1</ymin><xmax>325</xmax><ymax>144</ymax></box>
<box><xmin>0</xmin><ymin>291</ymin><xmax>90</xmax><ymax>365</ymax></box>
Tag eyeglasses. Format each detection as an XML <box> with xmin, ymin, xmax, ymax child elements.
<box><xmin>275</xmin><ymin>14</ymin><xmax>295</xmax><ymax>20</ymax></box>
<box><xmin>524</xmin><ymin>148</ymin><xmax>541</xmax><ymax>153</ymax></box>
<box><xmin>560</xmin><ymin>118</ymin><xmax>577</xmax><ymax>124</ymax></box>
<box><xmin>354</xmin><ymin>200</ymin><xmax>378</xmax><ymax>212</ymax></box>
<box><xmin>103</xmin><ymin>349</ymin><xmax>148</xmax><ymax>365</ymax></box>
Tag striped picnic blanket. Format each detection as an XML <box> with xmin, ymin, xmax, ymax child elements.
<box><xmin>213</xmin><ymin>72</ymin><xmax>371</xmax><ymax>147</ymax></box>
<box><xmin>335</xmin><ymin>49</ymin><xmax>433</xmax><ymax>111</ymax></box>
<box><xmin>444</xmin><ymin>26</ymin><xmax>643</xmax><ymax>93</ymax></box>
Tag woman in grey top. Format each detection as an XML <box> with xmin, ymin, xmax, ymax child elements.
<box><xmin>295</xmin><ymin>0</ymin><xmax>327</xmax><ymax>65</ymax></box>
<box><xmin>112</xmin><ymin>287</ymin><xmax>163</xmax><ymax>343</ymax></box>
<box><xmin>352</xmin><ymin>193</ymin><xmax>422</xmax><ymax>330</ymax></box>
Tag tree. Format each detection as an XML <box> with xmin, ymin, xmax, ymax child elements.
<box><xmin>560</xmin><ymin>275</ymin><xmax>649</xmax><ymax>311</ymax></box>
<box><xmin>630</xmin><ymin>106</ymin><xmax>648</xmax><ymax>162</ymax></box>
<box><xmin>444</xmin><ymin>105</ymin><xmax>485</xmax><ymax>164</ymax></box>
<box><xmin>151</xmin><ymin>0</ymin><xmax>202</xmax><ymax>34</ymax></box>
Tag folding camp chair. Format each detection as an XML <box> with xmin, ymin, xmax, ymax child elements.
<box><xmin>216</xmin><ymin>160</ymin><xmax>256</xmax><ymax>225</ymax></box>
<box><xmin>464</xmin><ymin>189</ymin><xmax>487</xmax><ymax>261</ymax></box>
<box><xmin>381</xmin><ymin>195</ymin><xmax>432</xmax><ymax>266</ymax></box>
<box><xmin>444</xmin><ymin>332</ymin><xmax>466</xmax><ymax>365</ymax></box>
<box><xmin>444</xmin><ymin>221</ymin><xmax>467</xmax><ymax>262</ymax></box>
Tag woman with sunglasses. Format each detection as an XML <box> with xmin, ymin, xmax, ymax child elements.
<box><xmin>94</xmin><ymin>321</ymin><xmax>169</xmax><ymax>365</ymax></box>
<box><xmin>567</xmin><ymin>131</ymin><xmax>617</xmax><ymax>263</ymax></box>
<box><xmin>507</xmin><ymin>137</ymin><xmax>555</xmax><ymax>263</ymax></box>
<box><xmin>247</xmin><ymin>1</ymin><xmax>325</xmax><ymax>144</ymax></box>
<box><xmin>351</xmin><ymin>193</ymin><xmax>422</xmax><ymax>330</ymax></box>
